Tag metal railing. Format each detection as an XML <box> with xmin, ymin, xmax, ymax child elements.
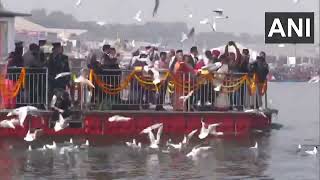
<box><xmin>0</xmin><ymin>68</ymin><xmax>48</xmax><ymax>109</ymax></box>
<box><xmin>86</xmin><ymin>69</ymin><xmax>267</xmax><ymax>111</ymax></box>
<box><xmin>0</xmin><ymin>68</ymin><xmax>267</xmax><ymax>112</ymax></box>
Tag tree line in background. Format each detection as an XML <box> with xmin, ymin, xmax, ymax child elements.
<box><xmin>27</xmin><ymin>9</ymin><xmax>264</xmax><ymax>48</ymax></box>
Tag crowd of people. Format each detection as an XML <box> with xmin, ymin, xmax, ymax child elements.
<box><xmin>3</xmin><ymin>40</ymin><xmax>270</xmax><ymax>116</ymax></box>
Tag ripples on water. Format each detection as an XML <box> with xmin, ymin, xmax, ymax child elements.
<box><xmin>0</xmin><ymin>83</ymin><xmax>319</xmax><ymax>180</ymax></box>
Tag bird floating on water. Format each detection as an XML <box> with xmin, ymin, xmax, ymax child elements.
<box><xmin>186</xmin><ymin>145</ymin><xmax>212</xmax><ymax>160</ymax></box>
<box><xmin>250</xmin><ymin>142</ymin><xmax>258</xmax><ymax>149</ymax></box>
<box><xmin>126</xmin><ymin>139</ymin><xmax>142</xmax><ymax>150</ymax></box>
<box><xmin>24</xmin><ymin>129</ymin><xmax>43</xmax><ymax>142</ymax></box>
<box><xmin>46</xmin><ymin>141</ymin><xmax>57</xmax><ymax>150</ymax></box>
<box><xmin>305</xmin><ymin>147</ymin><xmax>317</xmax><ymax>155</ymax></box>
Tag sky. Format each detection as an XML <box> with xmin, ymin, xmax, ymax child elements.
<box><xmin>2</xmin><ymin>0</ymin><xmax>320</xmax><ymax>37</ymax></box>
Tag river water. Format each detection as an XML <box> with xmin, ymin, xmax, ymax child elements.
<box><xmin>0</xmin><ymin>83</ymin><xmax>319</xmax><ymax>180</ymax></box>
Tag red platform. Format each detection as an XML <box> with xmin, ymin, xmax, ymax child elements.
<box><xmin>0</xmin><ymin>110</ymin><xmax>273</xmax><ymax>137</ymax></box>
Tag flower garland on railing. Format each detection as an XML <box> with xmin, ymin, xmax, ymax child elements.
<box><xmin>0</xmin><ymin>68</ymin><xmax>26</xmax><ymax>99</ymax></box>
<box><xmin>89</xmin><ymin>68</ymin><xmax>267</xmax><ymax>96</ymax></box>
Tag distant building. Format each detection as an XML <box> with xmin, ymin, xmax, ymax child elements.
<box><xmin>0</xmin><ymin>2</ymin><xmax>30</xmax><ymax>59</ymax></box>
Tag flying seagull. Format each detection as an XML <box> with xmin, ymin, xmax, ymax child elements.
<box><xmin>198</xmin><ymin>120</ymin><xmax>223</xmax><ymax>139</ymax></box>
<box><xmin>179</xmin><ymin>90</ymin><xmax>194</xmax><ymax>103</ymax></box>
<box><xmin>0</xmin><ymin>119</ymin><xmax>16</xmax><ymax>129</ymax></box>
<box><xmin>142</xmin><ymin>123</ymin><xmax>163</xmax><ymax>149</ymax></box>
<box><xmin>213</xmin><ymin>8</ymin><xmax>224</xmax><ymax>16</ymax></box>
<box><xmin>74</xmin><ymin>75</ymin><xmax>95</xmax><ymax>88</ymax></box>
<box><xmin>7</xmin><ymin>106</ymin><xmax>38</xmax><ymax>127</ymax></box>
<box><xmin>182</xmin><ymin>129</ymin><xmax>198</xmax><ymax>146</ymax></box>
<box><xmin>134</xmin><ymin>10</ymin><xmax>142</xmax><ymax>22</ymax></box>
<box><xmin>187</xmin><ymin>27</ymin><xmax>195</xmax><ymax>38</ymax></box>
<box><xmin>108</xmin><ymin>115</ymin><xmax>132</xmax><ymax>122</ymax></box>
<box><xmin>55</xmin><ymin>72</ymin><xmax>72</xmax><ymax>80</ymax></box>
<box><xmin>153</xmin><ymin>0</ymin><xmax>160</xmax><ymax>17</ymax></box>
<box><xmin>76</xmin><ymin>0</ymin><xmax>82</xmax><ymax>7</ymax></box>
<box><xmin>54</xmin><ymin>114</ymin><xmax>69</xmax><ymax>132</ymax></box>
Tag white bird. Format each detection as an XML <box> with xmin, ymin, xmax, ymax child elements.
<box><xmin>198</xmin><ymin>121</ymin><xmax>222</xmax><ymax>139</ymax></box>
<box><xmin>182</xmin><ymin>129</ymin><xmax>198</xmax><ymax>146</ymax></box>
<box><xmin>131</xmin><ymin>40</ymin><xmax>136</xmax><ymax>47</ymax></box>
<box><xmin>96</xmin><ymin>21</ymin><xmax>106</xmax><ymax>26</ymax></box>
<box><xmin>213</xmin><ymin>8</ymin><xmax>224</xmax><ymax>16</ymax></box>
<box><xmin>181</xmin><ymin>32</ymin><xmax>188</xmax><ymax>43</ymax></box>
<box><xmin>244</xmin><ymin>109</ymin><xmax>267</xmax><ymax>118</ymax></box>
<box><xmin>80</xmin><ymin>139</ymin><xmax>89</xmax><ymax>149</ymax></box>
<box><xmin>308</xmin><ymin>76</ymin><xmax>320</xmax><ymax>84</ymax></box>
<box><xmin>54</xmin><ymin>114</ymin><xmax>69</xmax><ymax>132</ymax></box>
<box><xmin>75</xmin><ymin>0</ymin><xmax>82</xmax><ymax>7</ymax></box>
<box><xmin>46</xmin><ymin>141</ymin><xmax>57</xmax><ymax>150</ymax></box>
<box><xmin>167</xmin><ymin>140</ymin><xmax>183</xmax><ymax>150</ymax></box>
<box><xmin>38</xmin><ymin>145</ymin><xmax>47</xmax><ymax>152</ymax></box>
<box><xmin>211</xmin><ymin>21</ymin><xmax>217</xmax><ymax>32</ymax></box>
<box><xmin>74</xmin><ymin>75</ymin><xmax>95</xmax><ymax>88</ymax></box>
<box><xmin>126</xmin><ymin>139</ymin><xmax>142</xmax><ymax>150</ymax></box>
<box><xmin>186</xmin><ymin>146</ymin><xmax>212</xmax><ymax>160</ymax></box>
<box><xmin>141</xmin><ymin>123</ymin><xmax>163</xmax><ymax>134</ymax></box>
<box><xmin>200</xmin><ymin>18</ymin><xmax>209</xmax><ymax>25</ymax></box>
<box><xmin>55</xmin><ymin>72</ymin><xmax>71</xmax><ymax>80</ymax></box>
<box><xmin>293</xmin><ymin>0</ymin><xmax>300</xmax><ymax>4</ymax></box>
<box><xmin>305</xmin><ymin>147</ymin><xmax>317</xmax><ymax>155</ymax></box>
<box><xmin>250</xmin><ymin>142</ymin><xmax>258</xmax><ymax>149</ymax></box>
<box><xmin>24</xmin><ymin>129</ymin><xmax>42</xmax><ymax>142</ymax></box>
<box><xmin>142</xmin><ymin>124</ymin><xmax>163</xmax><ymax>149</ymax></box>
<box><xmin>28</xmin><ymin>145</ymin><xmax>32</xmax><ymax>151</ymax></box>
<box><xmin>108</xmin><ymin>115</ymin><xmax>132</xmax><ymax>122</ymax></box>
<box><xmin>188</xmin><ymin>13</ymin><xmax>193</xmax><ymax>18</ymax></box>
<box><xmin>179</xmin><ymin>90</ymin><xmax>194</xmax><ymax>103</ymax></box>
<box><xmin>0</xmin><ymin>119</ymin><xmax>16</xmax><ymax>129</ymax></box>
<box><xmin>134</xmin><ymin>10</ymin><xmax>142</xmax><ymax>22</ymax></box>
<box><xmin>7</xmin><ymin>106</ymin><xmax>38</xmax><ymax>127</ymax></box>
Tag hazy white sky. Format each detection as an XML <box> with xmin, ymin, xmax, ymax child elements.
<box><xmin>2</xmin><ymin>0</ymin><xmax>319</xmax><ymax>36</ymax></box>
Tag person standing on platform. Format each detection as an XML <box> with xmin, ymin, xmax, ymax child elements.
<box><xmin>47</xmin><ymin>42</ymin><xmax>71</xmax><ymax>101</ymax></box>
<box><xmin>7</xmin><ymin>41</ymin><xmax>24</xmax><ymax>68</ymax></box>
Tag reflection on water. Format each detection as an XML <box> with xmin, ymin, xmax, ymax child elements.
<box><xmin>0</xmin><ymin>83</ymin><xmax>319</xmax><ymax>180</ymax></box>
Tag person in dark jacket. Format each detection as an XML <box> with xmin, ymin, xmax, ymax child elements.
<box><xmin>47</xmin><ymin>42</ymin><xmax>71</xmax><ymax>100</ymax></box>
<box><xmin>7</xmin><ymin>41</ymin><xmax>24</xmax><ymax>68</ymax></box>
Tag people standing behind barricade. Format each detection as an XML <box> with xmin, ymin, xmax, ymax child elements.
<box><xmin>194</xmin><ymin>50</ymin><xmax>214</xmax><ymax>110</ymax></box>
<box><xmin>238</xmin><ymin>49</ymin><xmax>250</xmax><ymax>109</ymax></box>
<box><xmin>99</xmin><ymin>48</ymin><xmax>122</xmax><ymax>110</ymax></box>
<box><xmin>38</xmin><ymin>40</ymin><xmax>47</xmax><ymax>64</ymax></box>
<box><xmin>7</xmin><ymin>41</ymin><xmax>24</xmax><ymax>68</ymax></box>
<box><xmin>23</xmin><ymin>43</ymin><xmax>45</xmax><ymax>108</ymax></box>
<box><xmin>214</xmin><ymin>54</ymin><xmax>230</xmax><ymax>111</ymax></box>
<box><xmin>189</xmin><ymin>46</ymin><xmax>199</xmax><ymax>68</ymax></box>
<box><xmin>128</xmin><ymin>51</ymin><xmax>151</xmax><ymax>109</ymax></box>
<box><xmin>212</xmin><ymin>50</ymin><xmax>221</xmax><ymax>63</ymax></box>
<box><xmin>172</xmin><ymin>54</ymin><xmax>196</xmax><ymax>111</ymax></box>
<box><xmin>153</xmin><ymin>52</ymin><xmax>169</xmax><ymax>111</ymax></box>
<box><xmin>169</xmin><ymin>49</ymin><xmax>183</xmax><ymax>72</ymax></box>
<box><xmin>248</xmin><ymin>51</ymin><xmax>269</xmax><ymax>109</ymax></box>
<box><xmin>47</xmin><ymin>42</ymin><xmax>71</xmax><ymax>100</ymax></box>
